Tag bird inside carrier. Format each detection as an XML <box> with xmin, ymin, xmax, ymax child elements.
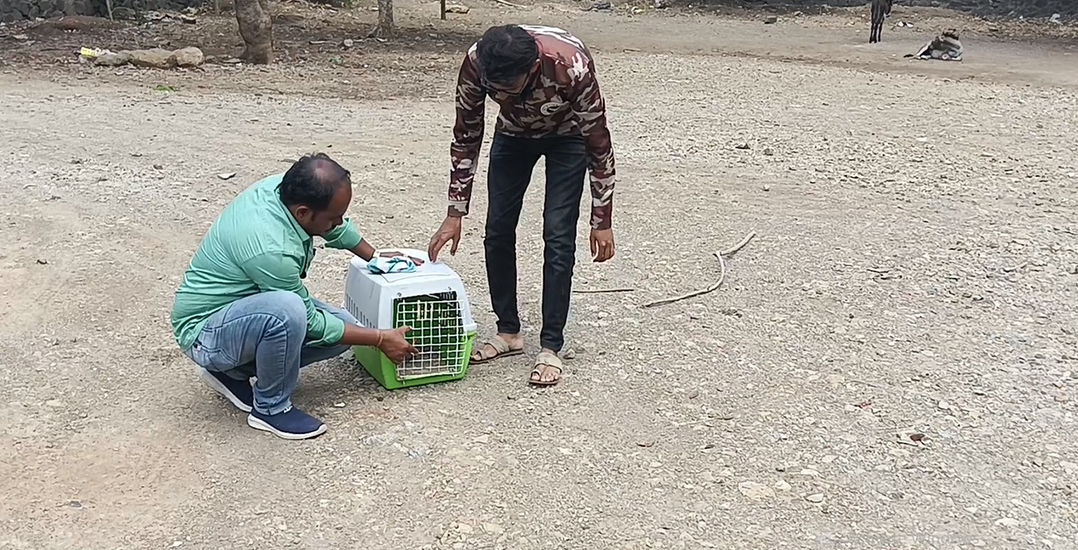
<box><xmin>344</xmin><ymin>250</ymin><xmax>477</xmax><ymax>390</ymax></box>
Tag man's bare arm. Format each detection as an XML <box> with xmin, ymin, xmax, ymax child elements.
<box><xmin>350</xmin><ymin>239</ymin><xmax>377</xmax><ymax>262</ymax></box>
<box><xmin>350</xmin><ymin>239</ymin><xmax>426</xmax><ymax>265</ymax></box>
<box><xmin>337</xmin><ymin>324</ymin><xmax>418</xmax><ymax>362</ymax></box>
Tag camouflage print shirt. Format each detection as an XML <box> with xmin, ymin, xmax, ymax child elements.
<box><xmin>448</xmin><ymin>25</ymin><xmax>616</xmax><ymax>230</ymax></box>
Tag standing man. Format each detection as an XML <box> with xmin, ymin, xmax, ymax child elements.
<box><xmin>172</xmin><ymin>153</ymin><xmax>419</xmax><ymax>440</ymax></box>
<box><xmin>427</xmin><ymin>25</ymin><xmax>616</xmax><ymax>387</ymax></box>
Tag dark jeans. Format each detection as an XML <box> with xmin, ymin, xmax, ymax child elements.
<box><xmin>484</xmin><ymin>132</ymin><xmax>587</xmax><ymax>353</ymax></box>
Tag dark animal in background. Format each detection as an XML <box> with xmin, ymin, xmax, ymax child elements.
<box><xmin>870</xmin><ymin>0</ymin><xmax>893</xmax><ymax>43</ymax></box>
<box><xmin>905</xmin><ymin>29</ymin><xmax>964</xmax><ymax>61</ymax></box>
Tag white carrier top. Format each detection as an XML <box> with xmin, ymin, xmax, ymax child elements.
<box><xmin>344</xmin><ymin>248</ymin><xmax>476</xmax><ymax>333</ymax></box>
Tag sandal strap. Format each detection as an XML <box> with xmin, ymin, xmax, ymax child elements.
<box><xmin>475</xmin><ymin>336</ymin><xmax>512</xmax><ymax>359</ymax></box>
<box><xmin>534</xmin><ymin>352</ymin><xmax>563</xmax><ymax>371</ymax></box>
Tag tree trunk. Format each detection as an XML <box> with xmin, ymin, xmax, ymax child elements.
<box><xmin>236</xmin><ymin>0</ymin><xmax>273</xmax><ymax>64</ymax></box>
<box><xmin>376</xmin><ymin>0</ymin><xmax>395</xmax><ymax>39</ymax></box>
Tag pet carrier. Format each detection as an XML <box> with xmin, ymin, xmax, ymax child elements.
<box><xmin>344</xmin><ymin>249</ymin><xmax>477</xmax><ymax>389</ymax></box>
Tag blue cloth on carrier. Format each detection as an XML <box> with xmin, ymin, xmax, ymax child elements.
<box><xmin>367</xmin><ymin>255</ymin><xmax>417</xmax><ymax>275</ymax></box>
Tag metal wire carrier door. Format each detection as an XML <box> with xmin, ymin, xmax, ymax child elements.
<box><xmin>392</xmin><ymin>291</ymin><xmax>468</xmax><ymax>380</ymax></box>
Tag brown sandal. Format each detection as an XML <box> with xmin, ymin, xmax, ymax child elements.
<box><xmin>528</xmin><ymin>352</ymin><xmax>563</xmax><ymax>386</ymax></box>
<box><xmin>470</xmin><ymin>335</ymin><xmax>524</xmax><ymax>365</ymax></box>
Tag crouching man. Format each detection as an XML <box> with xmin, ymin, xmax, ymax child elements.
<box><xmin>171</xmin><ymin>153</ymin><xmax>418</xmax><ymax>440</ymax></box>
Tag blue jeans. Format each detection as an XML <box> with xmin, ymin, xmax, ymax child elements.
<box><xmin>184</xmin><ymin>290</ymin><xmax>357</xmax><ymax>415</ymax></box>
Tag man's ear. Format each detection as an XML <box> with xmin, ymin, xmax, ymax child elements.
<box><xmin>294</xmin><ymin>205</ymin><xmax>313</xmax><ymax>222</ymax></box>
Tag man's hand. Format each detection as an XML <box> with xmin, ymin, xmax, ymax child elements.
<box><xmin>377</xmin><ymin>250</ymin><xmax>425</xmax><ymax>266</ymax></box>
<box><xmin>428</xmin><ymin>216</ymin><xmax>462</xmax><ymax>262</ymax></box>
<box><xmin>590</xmin><ymin>228</ymin><xmax>615</xmax><ymax>263</ymax></box>
<box><xmin>378</xmin><ymin>326</ymin><xmax>418</xmax><ymax>363</ymax></box>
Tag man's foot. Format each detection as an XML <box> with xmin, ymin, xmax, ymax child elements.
<box><xmin>197</xmin><ymin>367</ymin><xmax>254</xmax><ymax>413</ymax></box>
<box><xmin>528</xmin><ymin>350</ymin><xmax>563</xmax><ymax>386</ymax></box>
<box><xmin>247</xmin><ymin>407</ymin><xmax>327</xmax><ymax>440</ymax></box>
<box><xmin>470</xmin><ymin>334</ymin><xmax>524</xmax><ymax>365</ymax></box>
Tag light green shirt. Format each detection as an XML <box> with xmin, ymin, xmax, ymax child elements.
<box><xmin>170</xmin><ymin>174</ymin><xmax>362</xmax><ymax>351</ymax></box>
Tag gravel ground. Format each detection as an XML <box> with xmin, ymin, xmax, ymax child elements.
<box><xmin>1</xmin><ymin>2</ymin><xmax>1077</xmax><ymax>549</ymax></box>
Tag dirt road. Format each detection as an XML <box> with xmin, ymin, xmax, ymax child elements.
<box><xmin>1</xmin><ymin>1</ymin><xmax>1077</xmax><ymax>549</ymax></box>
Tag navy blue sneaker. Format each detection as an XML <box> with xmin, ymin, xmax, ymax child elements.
<box><xmin>197</xmin><ymin>367</ymin><xmax>254</xmax><ymax>413</ymax></box>
<box><xmin>247</xmin><ymin>406</ymin><xmax>327</xmax><ymax>440</ymax></box>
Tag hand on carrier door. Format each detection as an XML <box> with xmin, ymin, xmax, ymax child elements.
<box><xmin>378</xmin><ymin>327</ymin><xmax>418</xmax><ymax>363</ymax></box>
<box><xmin>427</xmin><ymin>216</ymin><xmax>462</xmax><ymax>262</ymax></box>
<box><xmin>590</xmin><ymin>228</ymin><xmax>615</xmax><ymax>263</ymax></box>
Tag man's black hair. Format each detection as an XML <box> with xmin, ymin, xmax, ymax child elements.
<box><xmin>279</xmin><ymin>153</ymin><xmax>351</xmax><ymax>212</ymax></box>
<box><xmin>475</xmin><ymin>25</ymin><xmax>538</xmax><ymax>85</ymax></box>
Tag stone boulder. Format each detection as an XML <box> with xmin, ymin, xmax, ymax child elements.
<box><xmin>125</xmin><ymin>48</ymin><xmax>175</xmax><ymax>69</ymax></box>
<box><xmin>168</xmin><ymin>47</ymin><xmax>204</xmax><ymax>68</ymax></box>
<box><xmin>94</xmin><ymin>52</ymin><xmax>132</xmax><ymax>67</ymax></box>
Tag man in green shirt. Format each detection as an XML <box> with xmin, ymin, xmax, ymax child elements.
<box><xmin>172</xmin><ymin>153</ymin><xmax>418</xmax><ymax>440</ymax></box>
